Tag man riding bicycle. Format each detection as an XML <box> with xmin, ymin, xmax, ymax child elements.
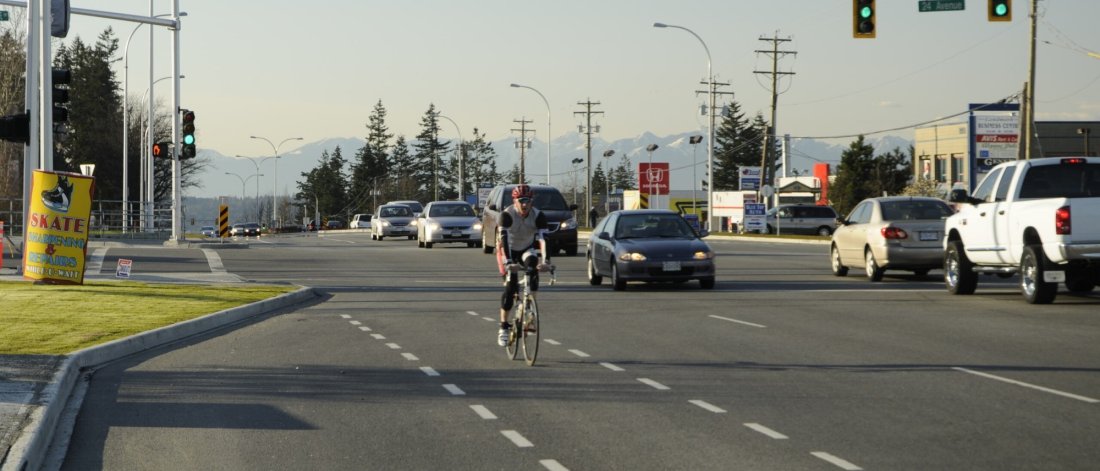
<box><xmin>497</xmin><ymin>184</ymin><xmax>551</xmax><ymax>346</ymax></box>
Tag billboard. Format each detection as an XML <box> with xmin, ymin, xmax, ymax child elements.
<box><xmin>23</xmin><ymin>170</ymin><xmax>95</xmax><ymax>284</ymax></box>
<box><xmin>638</xmin><ymin>162</ymin><xmax>669</xmax><ymax>195</ymax></box>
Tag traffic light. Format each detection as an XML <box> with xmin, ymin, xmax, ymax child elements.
<box><xmin>180</xmin><ymin>109</ymin><xmax>196</xmax><ymax>159</ymax></box>
<box><xmin>152</xmin><ymin>142</ymin><xmax>171</xmax><ymax>158</ymax></box>
<box><xmin>52</xmin><ymin>68</ymin><xmax>71</xmax><ymax>123</ymax></box>
<box><xmin>988</xmin><ymin>0</ymin><xmax>1011</xmax><ymax>22</ymax></box>
<box><xmin>853</xmin><ymin>0</ymin><xmax>875</xmax><ymax>39</ymax></box>
<box><xmin>0</xmin><ymin>113</ymin><xmax>30</xmax><ymax>143</ymax></box>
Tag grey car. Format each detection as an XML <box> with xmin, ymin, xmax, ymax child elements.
<box><xmin>417</xmin><ymin>201</ymin><xmax>483</xmax><ymax>248</ymax></box>
<box><xmin>761</xmin><ymin>204</ymin><xmax>839</xmax><ymax>236</ymax></box>
<box><xmin>586</xmin><ymin>210</ymin><xmax>716</xmax><ymax>290</ymax></box>
<box><xmin>371</xmin><ymin>204</ymin><xmax>416</xmax><ymax>240</ymax></box>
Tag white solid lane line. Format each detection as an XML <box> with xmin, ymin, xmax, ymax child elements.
<box><xmin>744</xmin><ymin>422</ymin><xmax>788</xmax><ymax>439</ymax></box>
<box><xmin>688</xmin><ymin>400</ymin><xmax>726</xmax><ymax>413</ymax></box>
<box><xmin>568</xmin><ymin>349</ymin><xmax>590</xmax><ymax>358</ymax></box>
<box><xmin>420</xmin><ymin>367</ymin><xmax>440</xmax><ymax>377</ymax></box>
<box><xmin>954</xmin><ymin>367</ymin><xmax>1100</xmax><ymax>403</ymax></box>
<box><xmin>637</xmin><ymin>378</ymin><xmax>670</xmax><ymax>390</ymax></box>
<box><xmin>401</xmin><ymin>353</ymin><xmax>419</xmax><ymax>361</ymax></box>
<box><xmin>470</xmin><ymin>405</ymin><xmax>497</xmax><ymax>420</ymax></box>
<box><xmin>600</xmin><ymin>362</ymin><xmax>625</xmax><ymax>372</ymax></box>
<box><xmin>811</xmin><ymin>452</ymin><xmax>862</xmax><ymax>470</ymax></box>
<box><xmin>708</xmin><ymin>315</ymin><xmax>766</xmax><ymax>328</ymax></box>
<box><xmin>540</xmin><ymin>459</ymin><xmax>569</xmax><ymax>471</ymax></box>
<box><xmin>443</xmin><ymin>384</ymin><xmax>466</xmax><ymax>395</ymax></box>
<box><xmin>501</xmin><ymin>430</ymin><xmax>534</xmax><ymax>448</ymax></box>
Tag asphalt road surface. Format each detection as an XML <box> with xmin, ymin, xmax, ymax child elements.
<box><xmin>59</xmin><ymin>233</ymin><xmax>1100</xmax><ymax>470</ymax></box>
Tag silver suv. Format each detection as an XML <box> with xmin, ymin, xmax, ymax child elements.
<box><xmin>762</xmin><ymin>204</ymin><xmax>839</xmax><ymax>236</ymax></box>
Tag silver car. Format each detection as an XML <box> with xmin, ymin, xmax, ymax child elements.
<box><xmin>371</xmin><ymin>204</ymin><xmax>416</xmax><ymax>240</ymax></box>
<box><xmin>416</xmin><ymin>201</ymin><xmax>483</xmax><ymax>249</ymax></box>
<box><xmin>831</xmin><ymin>196</ymin><xmax>955</xmax><ymax>281</ymax></box>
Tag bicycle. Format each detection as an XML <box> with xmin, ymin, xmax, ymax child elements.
<box><xmin>504</xmin><ymin>260</ymin><xmax>555</xmax><ymax>366</ymax></box>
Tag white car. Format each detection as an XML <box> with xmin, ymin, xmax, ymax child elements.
<box><xmin>371</xmin><ymin>204</ymin><xmax>417</xmax><ymax>240</ymax></box>
<box><xmin>350</xmin><ymin>213</ymin><xmax>372</xmax><ymax>229</ymax></box>
<box><xmin>416</xmin><ymin>201</ymin><xmax>483</xmax><ymax>249</ymax></box>
<box><xmin>199</xmin><ymin>225</ymin><xmax>217</xmax><ymax>238</ymax></box>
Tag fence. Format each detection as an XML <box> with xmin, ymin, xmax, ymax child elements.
<box><xmin>0</xmin><ymin>198</ymin><xmax>176</xmax><ymax>239</ymax></box>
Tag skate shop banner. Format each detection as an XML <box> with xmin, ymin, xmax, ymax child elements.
<box><xmin>23</xmin><ymin>170</ymin><xmax>96</xmax><ymax>284</ymax></box>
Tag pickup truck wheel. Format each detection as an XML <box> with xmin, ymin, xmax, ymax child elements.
<box><xmin>1021</xmin><ymin>245</ymin><xmax>1057</xmax><ymax>304</ymax></box>
<box><xmin>865</xmin><ymin>249</ymin><xmax>884</xmax><ymax>282</ymax></box>
<box><xmin>945</xmin><ymin>241</ymin><xmax>977</xmax><ymax>295</ymax></box>
<box><xmin>1064</xmin><ymin>267</ymin><xmax>1095</xmax><ymax>293</ymax></box>
<box><xmin>830</xmin><ymin>245</ymin><xmax>848</xmax><ymax>276</ymax></box>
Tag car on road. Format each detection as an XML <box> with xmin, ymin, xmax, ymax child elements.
<box><xmin>760</xmin><ymin>204</ymin><xmax>839</xmax><ymax>235</ymax></box>
<box><xmin>350</xmin><ymin>214</ymin><xmax>372</xmax><ymax>229</ymax></box>
<box><xmin>200</xmin><ymin>225</ymin><xmax>216</xmax><ymax>238</ymax></box>
<box><xmin>481</xmin><ymin>184</ymin><xmax>578</xmax><ymax>256</ymax></box>
<box><xmin>387</xmin><ymin>200</ymin><xmax>424</xmax><ymax>218</ymax></box>
<box><xmin>325</xmin><ymin>219</ymin><xmax>345</xmax><ymax>230</ymax></box>
<box><xmin>586</xmin><ymin>209</ymin><xmax>716</xmax><ymax>290</ymax></box>
<box><xmin>230</xmin><ymin>222</ymin><xmax>261</xmax><ymax>237</ymax></box>
<box><xmin>371</xmin><ymin>204</ymin><xmax>417</xmax><ymax>240</ymax></box>
<box><xmin>417</xmin><ymin>201</ymin><xmax>483</xmax><ymax>249</ymax></box>
<box><xmin>831</xmin><ymin>196</ymin><xmax>955</xmax><ymax>281</ymax></box>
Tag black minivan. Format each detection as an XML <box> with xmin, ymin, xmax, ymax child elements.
<box><xmin>481</xmin><ymin>184</ymin><xmax>579</xmax><ymax>256</ymax></box>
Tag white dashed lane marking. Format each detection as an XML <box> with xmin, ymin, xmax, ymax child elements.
<box><xmin>420</xmin><ymin>367</ymin><xmax>440</xmax><ymax>377</ymax></box>
<box><xmin>600</xmin><ymin>362</ymin><xmax>625</xmax><ymax>372</ymax></box>
<box><xmin>568</xmin><ymin>349</ymin><xmax>590</xmax><ymax>358</ymax></box>
<box><xmin>467</xmin><ymin>311</ymin><xmax>479</xmax><ymax>316</ymax></box>
<box><xmin>501</xmin><ymin>430</ymin><xmax>534</xmax><ymax>448</ymax></box>
<box><xmin>637</xmin><ymin>378</ymin><xmax>670</xmax><ymax>390</ymax></box>
<box><xmin>688</xmin><ymin>400</ymin><xmax>726</xmax><ymax>413</ymax></box>
<box><xmin>358</xmin><ymin>326</ymin><xmax>372</xmax><ymax>332</ymax></box>
<box><xmin>340</xmin><ymin>314</ymin><xmax>351</xmax><ymax>319</ymax></box>
<box><xmin>401</xmin><ymin>353</ymin><xmax>419</xmax><ymax>361</ymax></box>
<box><xmin>443</xmin><ymin>384</ymin><xmax>466</xmax><ymax>395</ymax></box>
<box><xmin>744</xmin><ymin>423</ymin><xmax>788</xmax><ymax>439</ymax></box>
<box><xmin>349</xmin><ymin>320</ymin><xmax>362</xmax><ymax>326</ymax></box>
<box><xmin>544</xmin><ymin>339</ymin><xmax>561</xmax><ymax>346</ymax></box>
<box><xmin>385</xmin><ymin>343</ymin><xmax>401</xmax><ymax>350</ymax></box>
<box><xmin>540</xmin><ymin>459</ymin><xmax>569</xmax><ymax>470</ymax></box>
<box><xmin>370</xmin><ymin>334</ymin><xmax>386</xmax><ymax>340</ymax></box>
<box><xmin>811</xmin><ymin>452</ymin><xmax>862</xmax><ymax>470</ymax></box>
<box><xmin>470</xmin><ymin>405</ymin><xmax>497</xmax><ymax>420</ymax></box>
<box><xmin>708</xmin><ymin>314</ymin><xmax>766</xmax><ymax>328</ymax></box>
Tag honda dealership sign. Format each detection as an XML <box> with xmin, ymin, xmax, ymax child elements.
<box><xmin>638</xmin><ymin>162</ymin><xmax>669</xmax><ymax>195</ymax></box>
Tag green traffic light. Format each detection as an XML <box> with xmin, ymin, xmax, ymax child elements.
<box><xmin>860</xmin><ymin>6</ymin><xmax>873</xmax><ymax>18</ymax></box>
<box><xmin>183</xmin><ymin>134</ymin><xmax>195</xmax><ymax>145</ymax></box>
<box><xmin>994</xmin><ymin>4</ymin><xmax>1008</xmax><ymax>16</ymax></box>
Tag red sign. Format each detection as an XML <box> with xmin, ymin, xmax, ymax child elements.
<box><xmin>638</xmin><ymin>162</ymin><xmax>670</xmax><ymax>195</ymax></box>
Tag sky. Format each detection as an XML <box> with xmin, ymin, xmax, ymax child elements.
<box><xmin>37</xmin><ymin>0</ymin><xmax>1100</xmax><ymax>161</ymax></box>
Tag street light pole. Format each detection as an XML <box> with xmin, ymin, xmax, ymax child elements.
<box><xmin>510</xmin><ymin>83</ymin><xmax>551</xmax><ymax>185</ymax></box>
<box><xmin>137</xmin><ymin>74</ymin><xmax>184</xmax><ymax>232</ymax></box>
<box><xmin>571</xmin><ymin>158</ymin><xmax>584</xmax><ymax>207</ymax></box>
<box><xmin>602</xmin><ymin>150</ymin><xmax>615</xmax><ymax>213</ymax></box>
<box><xmin>654</xmin><ymin>22</ymin><xmax>714</xmax><ymax>231</ymax></box>
<box><xmin>688</xmin><ymin>135</ymin><xmax>703</xmax><ymax>217</ymax></box>
<box><xmin>251</xmin><ymin>136</ymin><xmax>304</xmax><ymax>228</ymax></box>
<box><xmin>646</xmin><ymin>144</ymin><xmax>659</xmax><ymax>209</ymax></box>
<box><xmin>437</xmin><ymin>114</ymin><xmax>464</xmax><ymax>201</ymax></box>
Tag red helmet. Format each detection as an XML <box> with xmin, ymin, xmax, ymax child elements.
<box><xmin>512</xmin><ymin>184</ymin><xmax>533</xmax><ymax>200</ymax></box>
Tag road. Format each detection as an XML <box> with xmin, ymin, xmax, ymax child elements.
<box><xmin>59</xmin><ymin>233</ymin><xmax>1100</xmax><ymax>470</ymax></box>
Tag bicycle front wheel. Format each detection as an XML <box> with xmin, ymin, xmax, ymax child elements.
<box><xmin>521</xmin><ymin>295</ymin><xmax>540</xmax><ymax>366</ymax></box>
<box><xmin>505</xmin><ymin>306</ymin><xmax>521</xmax><ymax>360</ymax></box>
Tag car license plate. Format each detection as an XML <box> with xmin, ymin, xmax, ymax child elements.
<box><xmin>662</xmin><ymin>261</ymin><xmax>681</xmax><ymax>272</ymax></box>
<box><xmin>919</xmin><ymin>231</ymin><xmax>938</xmax><ymax>241</ymax></box>
<box><xmin>451</xmin><ymin>230</ymin><xmax>463</xmax><ymax>238</ymax></box>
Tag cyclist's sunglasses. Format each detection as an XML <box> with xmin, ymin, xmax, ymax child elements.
<box><xmin>516</xmin><ymin>197</ymin><xmax>532</xmax><ymax>204</ymax></box>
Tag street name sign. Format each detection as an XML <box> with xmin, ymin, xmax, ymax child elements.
<box><xmin>919</xmin><ymin>0</ymin><xmax>965</xmax><ymax>12</ymax></box>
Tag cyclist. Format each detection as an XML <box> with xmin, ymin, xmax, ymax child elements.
<box><xmin>497</xmin><ymin>184</ymin><xmax>551</xmax><ymax>346</ymax></box>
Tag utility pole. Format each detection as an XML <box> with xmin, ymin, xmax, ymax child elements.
<box><xmin>754</xmin><ymin>31</ymin><xmax>796</xmax><ymax>205</ymax></box>
<box><xmin>1023</xmin><ymin>0</ymin><xmax>1038</xmax><ymax>159</ymax></box>
<box><xmin>574</xmin><ymin>99</ymin><xmax>603</xmax><ymax>227</ymax></box>
<box><xmin>511</xmin><ymin>118</ymin><xmax>535</xmax><ymax>184</ymax></box>
<box><xmin>695</xmin><ymin>80</ymin><xmax>733</xmax><ymax>192</ymax></box>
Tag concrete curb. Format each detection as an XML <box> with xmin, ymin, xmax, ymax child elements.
<box><xmin>3</xmin><ymin>285</ymin><xmax>320</xmax><ymax>471</ymax></box>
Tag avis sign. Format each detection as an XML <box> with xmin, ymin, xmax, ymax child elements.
<box><xmin>638</xmin><ymin>162</ymin><xmax>669</xmax><ymax>195</ymax></box>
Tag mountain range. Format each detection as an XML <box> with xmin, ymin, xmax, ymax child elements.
<box><xmin>193</xmin><ymin>133</ymin><xmax>914</xmax><ymax>199</ymax></box>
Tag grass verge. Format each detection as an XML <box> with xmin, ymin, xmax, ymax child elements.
<box><xmin>0</xmin><ymin>280</ymin><xmax>295</xmax><ymax>355</ymax></box>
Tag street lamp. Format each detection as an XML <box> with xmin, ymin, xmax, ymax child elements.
<box><xmin>654</xmin><ymin>22</ymin><xmax>715</xmax><ymax>231</ymax></box>
<box><xmin>437</xmin><ymin>114</ymin><xmax>464</xmax><ymax>201</ymax></box>
<box><xmin>1078</xmin><ymin>128</ymin><xmax>1092</xmax><ymax>156</ymax></box>
<box><xmin>510</xmin><ymin>83</ymin><xmax>551</xmax><ymax>185</ymax></box>
<box><xmin>224</xmin><ymin>171</ymin><xmax>262</xmax><ymax>200</ymax></box>
<box><xmin>251</xmin><ymin>136</ymin><xmax>304</xmax><ymax>228</ymax></box>
<box><xmin>646</xmin><ymin>144</ymin><xmax>659</xmax><ymax>209</ymax></box>
<box><xmin>138</xmin><ymin>74</ymin><xmax>184</xmax><ymax>232</ymax></box>
<box><xmin>602</xmin><ymin>150</ymin><xmax>615</xmax><ymax>213</ymax></box>
<box><xmin>121</xmin><ymin>12</ymin><xmax>185</xmax><ymax>233</ymax></box>
<box><xmin>688</xmin><ymin>135</ymin><xmax>703</xmax><ymax>216</ymax></box>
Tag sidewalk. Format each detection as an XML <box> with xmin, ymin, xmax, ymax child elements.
<box><xmin>0</xmin><ymin>240</ymin><xmax>318</xmax><ymax>471</ymax></box>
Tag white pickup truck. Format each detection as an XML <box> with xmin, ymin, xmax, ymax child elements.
<box><xmin>944</xmin><ymin>157</ymin><xmax>1100</xmax><ymax>304</ymax></box>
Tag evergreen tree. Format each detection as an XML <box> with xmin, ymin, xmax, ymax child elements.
<box><xmin>389</xmin><ymin>135</ymin><xmax>416</xmax><ymax>200</ymax></box>
<box><xmin>830</xmin><ymin>136</ymin><xmax>876</xmax><ymax>216</ymax></box>
<box><xmin>609</xmin><ymin>153</ymin><xmax>636</xmax><ymax>191</ymax></box>
<box><xmin>464</xmin><ymin>127</ymin><xmax>501</xmax><ymax>191</ymax></box>
<box><xmin>411</xmin><ymin>104</ymin><xmax>450</xmax><ymax>201</ymax></box>
<box><xmin>712</xmin><ymin>101</ymin><xmax>764</xmax><ymax>191</ymax></box>
<box><xmin>350</xmin><ymin>100</ymin><xmax>392</xmax><ymax>212</ymax></box>
<box><xmin>0</xmin><ymin>29</ymin><xmax>26</xmax><ymax>198</ymax></box>
<box><xmin>296</xmin><ymin>147</ymin><xmax>350</xmax><ymax>220</ymax></box>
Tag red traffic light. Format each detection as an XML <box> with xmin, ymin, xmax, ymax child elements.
<box><xmin>152</xmin><ymin>142</ymin><xmax>170</xmax><ymax>158</ymax></box>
